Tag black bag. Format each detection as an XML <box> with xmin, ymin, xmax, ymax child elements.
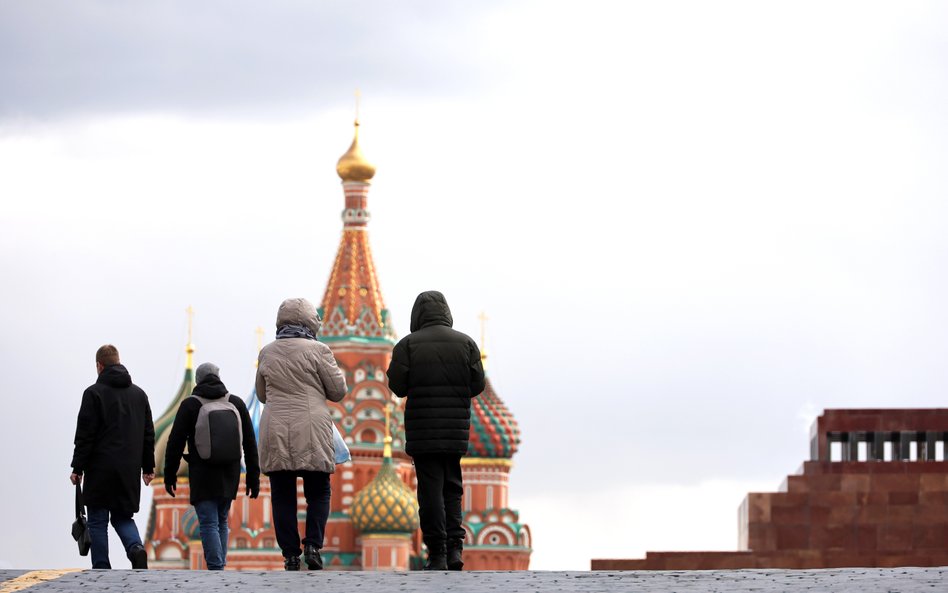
<box><xmin>71</xmin><ymin>482</ymin><xmax>92</xmax><ymax>556</ymax></box>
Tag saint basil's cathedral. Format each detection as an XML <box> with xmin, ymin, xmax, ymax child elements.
<box><xmin>146</xmin><ymin>118</ymin><xmax>532</xmax><ymax>570</ymax></box>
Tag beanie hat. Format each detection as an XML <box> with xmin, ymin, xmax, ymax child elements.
<box><xmin>195</xmin><ymin>362</ymin><xmax>220</xmax><ymax>383</ymax></box>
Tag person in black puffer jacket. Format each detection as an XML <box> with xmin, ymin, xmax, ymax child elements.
<box><xmin>387</xmin><ymin>291</ymin><xmax>485</xmax><ymax>571</ymax></box>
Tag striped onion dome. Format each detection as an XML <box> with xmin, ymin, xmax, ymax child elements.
<box><xmin>350</xmin><ymin>457</ymin><xmax>420</xmax><ymax>534</ymax></box>
<box><xmin>181</xmin><ymin>507</ymin><xmax>200</xmax><ymax>540</ymax></box>
<box><xmin>468</xmin><ymin>377</ymin><xmax>521</xmax><ymax>459</ymax></box>
<box><xmin>153</xmin><ymin>364</ymin><xmax>195</xmax><ymax>478</ymax></box>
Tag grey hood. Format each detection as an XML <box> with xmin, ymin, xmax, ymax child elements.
<box><xmin>276</xmin><ymin>298</ymin><xmax>323</xmax><ymax>336</ymax></box>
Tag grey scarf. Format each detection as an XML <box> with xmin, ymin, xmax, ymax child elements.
<box><xmin>276</xmin><ymin>324</ymin><xmax>317</xmax><ymax>341</ymax></box>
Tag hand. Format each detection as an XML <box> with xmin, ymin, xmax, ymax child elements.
<box><xmin>142</xmin><ymin>472</ymin><xmax>155</xmax><ymax>486</ymax></box>
<box><xmin>70</xmin><ymin>472</ymin><xmax>81</xmax><ymax>486</ymax></box>
<box><xmin>247</xmin><ymin>482</ymin><xmax>259</xmax><ymax>499</ymax></box>
<box><xmin>165</xmin><ymin>481</ymin><xmax>176</xmax><ymax>498</ymax></box>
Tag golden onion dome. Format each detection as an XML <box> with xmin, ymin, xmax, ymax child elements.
<box><xmin>336</xmin><ymin>121</ymin><xmax>376</xmax><ymax>182</ymax></box>
<box><xmin>350</xmin><ymin>457</ymin><xmax>420</xmax><ymax>534</ymax></box>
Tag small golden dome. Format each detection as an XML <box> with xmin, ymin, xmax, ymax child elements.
<box><xmin>336</xmin><ymin>121</ymin><xmax>376</xmax><ymax>183</ymax></box>
<box><xmin>350</xmin><ymin>457</ymin><xmax>420</xmax><ymax>534</ymax></box>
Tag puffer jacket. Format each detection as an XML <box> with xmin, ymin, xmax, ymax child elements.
<box><xmin>256</xmin><ymin>298</ymin><xmax>347</xmax><ymax>474</ymax></box>
<box><xmin>387</xmin><ymin>291</ymin><xmax>486</xmax><ymax>456</ymax></box>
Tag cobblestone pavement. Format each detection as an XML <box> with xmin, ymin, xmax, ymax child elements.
<box><xmin>0</xmin><ymin>568</ymin><xmax>945</xmax><ymax>592</ymax></box>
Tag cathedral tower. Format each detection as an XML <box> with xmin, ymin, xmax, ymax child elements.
<box><xmin>459</xmin><ymin>317</ymin><xmax>532</xmax><ymax>569</ymax></box>
<box><xmin>318</xmin><ymin>115</ymin><xmax>423</xmax><ymax>568</ymax></box>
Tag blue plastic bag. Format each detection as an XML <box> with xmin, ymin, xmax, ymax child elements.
<box><xmin>333</xmin><ymin>422</ymin><xmax>351</xmax><ymax>464</ymax></box>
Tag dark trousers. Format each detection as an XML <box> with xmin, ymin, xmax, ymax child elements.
<box><xmin>268</xmin><ymin>470</ymin><xmax>331</xmax><ymax>558</ymax></box>
<box><xmin>412</xmin><ymin>454</ymin><xmax>464</xmax><ymax>555</ymax></box>
<box><xmin>86</xmin><ymin>507</ymin><xmax>142</xmax><ymax>569</ymax></box>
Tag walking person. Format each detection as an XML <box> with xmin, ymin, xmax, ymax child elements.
<box><xmin>70</xmin><ymin>344</ymin><xmax>155</xmax><ymax>570</ymax></box>
<box><xmin>163</xmin><ymin>362</ymin><xmax>260</xmax><ymax>570</ymax></box>
<box><xmin>256</xmin><ymin>298</ymin><xmax>347</xmax><ymax>570</ymax></box>
<box><xmin>387</xmin><ymin>291</ymin><xmax>485</xmax><ymax>571</ymax></box>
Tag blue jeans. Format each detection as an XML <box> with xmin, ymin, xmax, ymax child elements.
<box><xmin>194</xmin><ymin>498</ymin><xmax>232</xmax><ymax>570</ymax></box>
<box><xmin>87</xmin><ymin>507</ymin><xmax>143</xmax><ymax>569</ymax></box>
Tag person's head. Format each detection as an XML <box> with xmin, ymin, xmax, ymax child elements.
<box><xmin>195</xmin><ymin>362</ymin><xmax>221</xmax><ymax>384</ymax></box>
<box><xmin>95</xmin><ymin>344</ymin><xmax>120</xmax><ymax>374</ymax></box>
<box><xmin>409</xmin><ymin>290</ymin><xmax>454</xmax><ymax>332</ymax></box>
<box><xmin>276</xmin><ymin>298</ymin><xmax>322</xmax><ymax>336</ymax></box>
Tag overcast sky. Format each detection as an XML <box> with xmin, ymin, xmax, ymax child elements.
<box><xmin>2</xmin><ymin>0</ymin><xmax>947</xmax><ymax>571</ymax></box>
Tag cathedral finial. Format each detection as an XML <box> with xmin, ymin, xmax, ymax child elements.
<box><xmin>336</xmin><ymin>93</ymin><xmax>376</xmax><ymax>183</ymax></box>
<box><xmin>254</xmin><ymin>326</ymin><xmax>264</xmax><ymax>368</ymax></box>
<box><xmin>185</xmin><ymin>305</ymin><xmax>195</xmax><ymax>370</ymax></box>
<box><xmin>355</xmin><ymin>88</ymin><xmax>361</xmax><ymax>127</ymax></box>
<box><xmin>383</xmin><ymin>403</ymin><xmax>393</xmax><ymax>459</ymax></box>
<box><xmin>478</xmin><ymin>311</ymin><xmax>489</xmax><ymax>369</ymax></box>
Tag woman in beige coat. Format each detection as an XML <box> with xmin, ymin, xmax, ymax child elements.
<box><xmin>256</xmin><ymin>298</ymin><xmax>347</xmax><ymax>571</ymax></box>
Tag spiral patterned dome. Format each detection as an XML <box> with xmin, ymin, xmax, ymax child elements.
<box><xmin>468</xmin><ymin>377</ymin><xmax>521</xmax><ymax>458</ymax></box>
<box><xmin>350</xmin><ymin>457</ymin><xmax>420</xmax><ymax>534</ymax></box>
<box><xmin>181</xmin><ymin>506</ymin><xmax>200</xmax><ymax>541</ymax></box>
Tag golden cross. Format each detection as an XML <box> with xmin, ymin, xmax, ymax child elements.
<box><xmin>354</xmin><ymin>88</ymin><xmax>361</xmax><ymax>124</ymax></box>
<box><xmin>478</xmin><ymin>311</ymin><xmax>489</xmax><ymax>353</ymax></box>
<box><xmin>186</xmin><ymin>305</ymin><xmax>195</xmax><ymax>345</ymax></box>
<box><xmin>383</xmin><ymin>402</ymin><xmax>393</xmax><ymax>458</ymax></box>
<box><xmin>254</xmin><ymin>326</ymin><xmax>265</xmax><ymax>368</ymax></box>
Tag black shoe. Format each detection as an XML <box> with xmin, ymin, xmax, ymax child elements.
<box><xmin>127</xmin><ymin>544</ymin><xmax>148</xmax><ymax>570</ymax></box>
<box><xmin>424</xmin><ymin>555</ymin><xmax>448</xmax><ymax>570</ymax></box>
<box><xmin>284</xmin><ymin>555</ymin><xmax>301</xmax><ymax>571</ymax></box>
<box><xmin>304</xmin><ymin>544</ymin><xmax>323</xmax><ymax>570</ymax></box>
<box><xmin>447</xmin><ymin>547</ymin><xmax>463</xmax><ymax>571</ymax></box>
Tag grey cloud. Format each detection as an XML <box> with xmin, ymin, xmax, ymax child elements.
<box><xmin>0</xmin><ymin>1</ymin><xmax>500</xmax><ymax>120</ymax></box>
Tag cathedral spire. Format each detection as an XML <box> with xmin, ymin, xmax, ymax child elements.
<box><xmin>153</xmin><ymin>307</ymin><xmax>198</xmax><ymax>480</ymax></box>
<box><xmin>383</xmin><ymin>403</ymin><xmax>393</xmax><ymax>459</ymax></box>
<box><xmin>478</xmin><ymin>311</ymin><xmax>489</xmax><ymax>370</ymax></box>
<box><xmin>335</xmin><ymin>92</ymin><xmax>376</xmax><ymax>184</ymax></box>
<box><xmin>185</xmin><ymin>305</ymin><xmax>195</xmax><ymax>370</ymax></box>
<box><xmin>319</xmin><ymin>108</ymin><xmax>396</xmax><ymax>343</ymax></box>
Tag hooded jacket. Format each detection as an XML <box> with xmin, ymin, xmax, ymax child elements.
<box><xmin>387</xmin><ymin>291</ymin><xmax>486</xmax><ymax>456</ymax></box>
<box><xmin>255</xmin><ymin>298</ymin><xmax>348</xmax><ymax>474</ymax></box>
<box><xmin>71</xmin><ymin>364</ymin><xmax>155</xmax><ymax>514</ymax></box>
<box><xmin>163</xmin><ymin>374</ymin><xmax>260</xmax><ymax>503</ymax></box>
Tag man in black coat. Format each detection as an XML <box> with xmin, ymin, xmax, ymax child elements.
<box><xmin>70</xmin><ymin>344</ymin><xmax>155</xmax><ymax>569</ymax></box>
<box><xmin>163</xmin><ymin>362</ymin><xmax>260</xmax><ymax>570</ymax></box>
<box><xmin>387</xmin><ymin>291</ymin><xmax>485</xmax><ymax>571</ymax></box>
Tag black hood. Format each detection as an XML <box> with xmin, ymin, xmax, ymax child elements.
<box><xmin>97</xmin><ymin>364</ymin><xmax>132</xmax><ymax>389</ymax></box>
<box><xmin>409</xmin><ymin>290</ymin><xmax>454</xmax><ymax>332</ymax></box>
<box><xmin>192</xmin><ymin>375</ymin><xmax>228</xmax><ymax>400</ymax></box>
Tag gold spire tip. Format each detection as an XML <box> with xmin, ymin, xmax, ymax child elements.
<box><xmin>383</xmin><ymin>403</ymin><xmax>393</xmax><ymax>458</ymax></box>
<box><xmin>254</xmin><ymin>326</ymin><xmax>265</xmax><ymax>368</ymax></box>
<box><xmin>478</xmin><ymin>311</ymin><xmax>489</xmax><ymax>365</ymax></box>
<box><xmin>185</xmin><ymin>305</ymin><xmax>195</xmax><ymax>370</ymax></box>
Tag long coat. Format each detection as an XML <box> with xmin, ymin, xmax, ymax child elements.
<box><xmin>256</xmin><ymin>298</ymin><xmax>347</xmax><ymax>474</ymax></box>
<box><xmin>387</xmin><ymin>291</ymin><xmax>486</xmax><ymax>456</ymax></box>
<box><xmin>163</xmin><ymin>375</ymin><xmax>260</xmax><ymax>504</ymax></box>
<box><xmin>71</xmin><ymin>365</ymin><xmax>156</xmax><ymax>515</ymax></box>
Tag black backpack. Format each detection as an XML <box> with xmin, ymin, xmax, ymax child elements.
<box><xmin>192</xmin><ymin>395</ymin><xmax>243</xmax><ymax>463</ymax></box>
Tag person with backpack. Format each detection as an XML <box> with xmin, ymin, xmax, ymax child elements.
<box><xmin>256</xmin><ymin>297</ymin><xmax>347</xmax><ymax>571</ymax></box>
<box><xmin>163</xmin><ymin>362</ymin><xmax>260</xmax><ymax>570</ymax></box>
<box><xmin>70</xmin><ymin>344</ymin><xmax>155</xmax><ymax>570</ymax></box>
<box><xmin>387</xmin><ymin>291</ymin><xmax>485</xmax><ymax>570</ymax></box>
